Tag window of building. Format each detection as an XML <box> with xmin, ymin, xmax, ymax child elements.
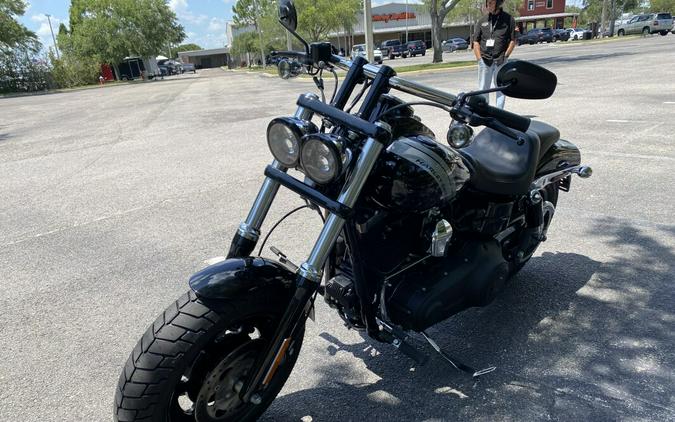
<box><xmin>528</xmin><ymin>0</ymin><xmax>534</xmax><ymax>10</ymax></box>
<box><xmin>546</xmin><ymin>0</ymin><xmax>553</xmax><ymax>8</ymax></box>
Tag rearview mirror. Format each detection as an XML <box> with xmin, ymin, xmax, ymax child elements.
<box><xmin>496</xmin><ymin>60</ymin><xmax>557</xmax><ymax>99</ymax></box>
<box><xmin>278</xmin><ymin>0</ymin><xmax>298</xmax><ymax>32</ymax></box>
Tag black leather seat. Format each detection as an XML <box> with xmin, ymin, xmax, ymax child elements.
<box><xmin>528</xmin><ymin>120</ymin><xmax>560</xmax><ymax>159</ymax></box>
<box><xmin>458</xmin><ymin>128</ymin><xmax>540</xmax><ymax>195</ymax></box>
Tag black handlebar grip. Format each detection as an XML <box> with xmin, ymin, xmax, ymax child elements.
<box><xmin>467</xmin><ymin>96</ymin><xmax>531</xmax><ymax>132</ymax></box>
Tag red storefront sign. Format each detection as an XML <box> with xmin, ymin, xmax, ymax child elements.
<box><xmin>372</xmin><ymin>12</ymin><xmax>415</xmax><ymax>23</ymax></box>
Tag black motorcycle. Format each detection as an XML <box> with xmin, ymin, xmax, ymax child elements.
<box><xmin>114</xmin><ymin>2</ymin><xmax>592</xmax><ymax>420</ymax></box>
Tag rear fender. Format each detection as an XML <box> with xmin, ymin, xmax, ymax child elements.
<box><xmin>537</xmin><ymin>139</ymin><xmax>581</xmax><ymax>176</ymax></box>
<box><xmin>189</xmin><ymin>257</ymin><xmax>296</xmax><ymax>301</ymax></box>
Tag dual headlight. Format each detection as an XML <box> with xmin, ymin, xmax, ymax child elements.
<box><xmin>267</xmin><ymin>117</ymin><xmax>350</xmax><ymax>184</ymax></box>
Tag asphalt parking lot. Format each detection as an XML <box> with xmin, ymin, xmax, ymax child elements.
<box><xmin>1</xmin><ymin>36</ymin><xmax>674</xmax><ymax>421</ymax></box>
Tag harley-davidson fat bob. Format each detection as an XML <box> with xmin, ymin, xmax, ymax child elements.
<box><xmin>114</xmin><ymin>2</ymin><xmax>592</xmax><ymax>420</ymax></box>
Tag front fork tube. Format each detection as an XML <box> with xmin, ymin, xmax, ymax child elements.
<box><xmin>241</xmin><ymin>136</ymin><xmax>386</xmax><ymax>403</ymax></box>
<box><xmin>227</xmin><ymin>94</ymin><xmax>319</xmax><ymax>259</ymax></box>
<box><xmin>227</xmin><ymin>160</ymin><xmax>285</xmax><ymax>258</ymax></box>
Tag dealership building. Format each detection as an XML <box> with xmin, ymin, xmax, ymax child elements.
<box><xmin>328</xmin><ymin>1</ymin><xmax>578</xmax><ymax>52</ymax></box>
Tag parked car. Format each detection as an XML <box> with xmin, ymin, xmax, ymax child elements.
<box><xmin>518</xmin><ymin>28</ymin><xmax>553</xmax><ymax>44</ymax></box>
<box><xmin>351</xmin><ymin>44</ymin><xmax>383</xmax><ymax>64</ymax></box>
<box><xmin>181</xmin><ymin>63</ymin><xmax>196</xmax><ymax>73</ymax></box>
<box><xmin>442</xmin><ymin>37</ymin><xmax>469</xmax><ymax>52</ymax></box>
<box><xmin>616</xmin><ymin>13</ymin><xmax>673</xmax><ymax>36</ymax></box>
<box><xmin>566</xmin><ymin>28</ymin><xmax>587</xmax><ymax>40</ymax></box>
<box><xmin>539</xmin><ymin>27</ymin><xmax>555</xmax><ymax>42</ymax></box>
<box><xmin>517</xmin><ymin>31</ymin><xmax>538</xmax><ymax>45</ymax></box>
<box><xmin>158</xmin><ymin>65</ymin><xmax>169</xmax><ymax>77</ymax></box>
<box><xmin>553</xmin><ymin>28</ymin><xmax>570</xmax><ymax>41</ymax></box>
<box><xmin>380</xmin><ymin>39</ymin><xmax>408</xmax><ymax>59</ymax></box>
<box><xmin>406</xmin><ymin>40</ymin><xmax>427</xmax><ymax>57</ymax></box>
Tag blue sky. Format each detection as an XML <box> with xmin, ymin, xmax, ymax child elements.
<box><xmin>20</xmin><ymin>0</ymin><xmax>586</xmax><ymax>52</ymax></box>
<box><xmin>19</xmin><ymin>0</ymin><xmax>235</xmax><ymax>51</ymax></box>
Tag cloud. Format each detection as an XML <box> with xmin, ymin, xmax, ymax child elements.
<box><xmin>169</xmin><ymin>0</ymin><xmax>209</xmax><ymax>24</ymax></box>
<box><xmin>169</xmin><ymin>0</ymin><xmax>188</xmax><ymax>11</ymax></box>
<box><xmin>207</xmin><ymin>18</ymin><xmax>227</xmax><ymax>33</ymax></box>
<box><xmin>31</xmin><ymin>14</ymin><xmax>63</xmax><ymax>48</ymax></box>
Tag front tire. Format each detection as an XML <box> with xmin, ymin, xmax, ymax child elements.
<box><xmin>114</xmin><ymin>288</ymin><xmax>304</xmax><ymax>422</ymax></box>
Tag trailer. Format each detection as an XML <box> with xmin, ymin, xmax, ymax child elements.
<box><xmin>116</xmin><ymin>57</ymin><xmax>161</xmax><ymax>80</ymax></box>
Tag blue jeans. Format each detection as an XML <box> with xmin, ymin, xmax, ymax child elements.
<box><xmin>478</xmin><ymin>59</ymin><xmax>506</xmax><ymax>109</ymax></box>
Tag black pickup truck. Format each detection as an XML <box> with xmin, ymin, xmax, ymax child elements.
<box><xmin>380</xmin><ymin>39</ymin><xmax>408</xmax><ymax>59</ymax></box>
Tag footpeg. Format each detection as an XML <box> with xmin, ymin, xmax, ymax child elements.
<box><xmin>421</xmin><ymin>331</ymin><xmax>496</xmax><ymax>378</ymax></box>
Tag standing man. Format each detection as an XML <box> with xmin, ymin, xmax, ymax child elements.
<box><xmin>473</xmin><ymin>0</ymin><xmax>516</xmax><ymax>109</ymax></box>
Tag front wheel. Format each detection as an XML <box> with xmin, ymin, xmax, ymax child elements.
<box><xmin>114</xmin><ymin>288</ymin><xmax>304</xmax><ymax>422</ymax></box>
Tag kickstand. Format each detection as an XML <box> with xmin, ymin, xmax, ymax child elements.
<box><xmin>421</xmin><ymin>331</ymin><xmax>496</xmax><ymax>378</ymax></box>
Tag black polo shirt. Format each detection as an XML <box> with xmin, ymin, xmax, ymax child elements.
<box><xmin>473</xmin><ymin>10</ymin><xmax>516</xmax><ymax>66</ymax></box>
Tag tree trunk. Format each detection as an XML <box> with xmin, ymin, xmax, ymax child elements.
<box><xmin>255</xmin><ymin>22</ymin><xmax>266</xmax><ymax>67</ymax></box>
<box><xmin>432</xmin><ymin>16</ymin><xmax>444</xmax><ymax>63</ymax></box>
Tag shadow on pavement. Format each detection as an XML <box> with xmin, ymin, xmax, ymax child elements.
<box><xmin>529</xmin><ymin>52</ymin><xmax>637</xmax><ymax>67</ymax></box>
<box><xmin>262</xmin><ymin>217</ymin><xmax>675</xmax><ymax>421</ymax></box>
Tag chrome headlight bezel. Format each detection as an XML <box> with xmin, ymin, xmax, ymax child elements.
<box><xmin>266</xmin><ymin>117</ymin><xmax>318</xmax><ymax>167</ymax></box>
<box><xmin>447</xmin><ymin>122</ymin><xmax>475</xmax><ymax>149</ymax></box>
<box><xmin>300</xmin><ymin>133</ymin><xmax>350</xmax><ymax>185</ymax></box>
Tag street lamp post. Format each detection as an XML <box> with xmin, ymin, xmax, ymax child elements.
<box><xmin>364</xmin><ymin>0</ymin><xmax>374</xmax><ymax>62</ymax></box>
<box><xmin>405</xmin><ymin>0</ymin><xmax>409</xmax><ymax>44</ymax></box>
<box><xmin>45</xmin><ymin>14</ymin><xmax>60</xmax><ymax>59</ymax></box>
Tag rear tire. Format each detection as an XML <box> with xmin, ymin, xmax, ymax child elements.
<box><xmin>617</xmin><ymin>29</ymin><xmax>624</xmax><ymax>36</ymax></box>
<box><xmin>660</xmin><ymin>30</ymin><xmax>668</xmax><ymax>36</ymax></box>
<box><xmin>114</xmin><ymin>288</ymin><xmax>304</xmax><ymax>422</ymax></box>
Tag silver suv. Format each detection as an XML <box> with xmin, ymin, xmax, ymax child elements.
<box><xmin>616</xmin><ymin>13</ymin><xmax>673</xmax><ymax>36</ymax></box>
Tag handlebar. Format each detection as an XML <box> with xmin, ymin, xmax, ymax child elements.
<box><xmin>272</xmin><ymin>51</ymin><xmax>458</xmax><ymax>108</ymax></box>
<box><xmin>274</xmin><ymin>51</ymin><xmax>531</xmax><ymax>133</ymax></box>
<box><xmin>467</xmin><ymin>96</ymin><xmax>531</xmax><ymax>132</ymax></box>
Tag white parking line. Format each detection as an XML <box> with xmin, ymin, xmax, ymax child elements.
<box><xmin>664</xmin><ymin>101</ymin><xmax>675</xmax><ymax>104</ymax></box>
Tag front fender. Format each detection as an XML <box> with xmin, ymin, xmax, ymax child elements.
<box><xmin>189</xmin><ymin>257</ymin><xmax>296</xmax><ymax>300</ymax></box>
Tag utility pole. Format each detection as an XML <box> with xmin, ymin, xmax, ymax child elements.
<box><xmin>364</xmin><ymin>0</ymin><xmax>374</xmax><ymax>62</ymax></box>
<box><xmin>45</xmin><ymin>14</ymin><xmax>59</xmax><ymax>59</ymax></box>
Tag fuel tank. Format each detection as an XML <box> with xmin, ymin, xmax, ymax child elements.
<box><xmin>363</xmin><ymin>117</ymin><xmax>470</xmax><ymax>212</ymax></box>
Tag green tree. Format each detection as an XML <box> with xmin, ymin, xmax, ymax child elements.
<box><xmin>294</xmin><ymin>0</ymin><xmax>360</xmax><ymax>42</ymax></box>
<box><xmin>424</xmin><ymin>0</ymin><xmax>464</xmax><ymax>63</ymax></box>
<box><xmin>0</xmin><ymin>0</ymin><xmax>38</xmax><ymax>49</ymax></box>
<box><xmin>232</xmin><ymin>0</ymin><xmax>276</xmax><ymax>66</ymax></box>
<box><xmin>67</xmin><ymin>0</ymin><xmax>184</xmax><ymax>77</ymax></box>
<box><xmin>649</xmin><ymin>0</ymin><xmax>675</xmax><ymax>13</ymax></box>
<box><xmin>175</xmin><ymin>43</ymin><xmax>202</xmax><ymax>53</ymax></box>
